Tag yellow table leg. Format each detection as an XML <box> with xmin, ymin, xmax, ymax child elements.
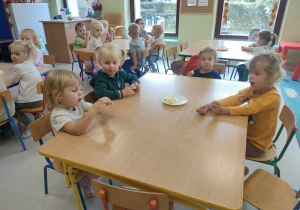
<box><xmin>63</xmin><ymin>162</ymin><xmax>71</xmax><ymax>188</ymax></box>
<box><xmin>68</xmin><ymin>166</ymin><xmax>83</xmax><ymax>210</ymax></box>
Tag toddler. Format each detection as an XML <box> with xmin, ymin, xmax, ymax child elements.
<box><xmin>44</xmin><ymin>69</ymin><xmax>113</xmax><ymax>196</ymax></box>
<box><xmin>73</xmin><ymin>22</ymin><xmax>90</xmax><ymax>50</ymax></box>
<box><xmin>10</xmin><ymin>41</ymin><xmax>43</xmax><ymax>138</ymax></box>
<box><xmin>135</xmin><ymin>18</ymin><xmax>149</xmax><ymax>40</ymax></box>
<box><xmin>171</xmin><ymin>55</ymin><xmax>200</xmax><ymax>75</ymax></box>
<box><xmin>186</xmin><ymin>47</ymin><xmax>221</xmax><ymax>79</ymax></box>
<box><xmin>121</xmin><ymin>23</ymin><xmax>145</xmax><ymax>78</ymax></box>
<box><xmin>20</xmin><ymin>29</ymin><xmax>44</xmax><ymax>66</ymax></box>
<box><xmin>237</xmin><ymin>30</ymin><xmax>277</xmax><ymax>81</ymax></box>
<box><xmin>197</xmin><ymin>53</ymin><xmax>285</xmax><ymax>174</ymax></box>
<box><xmin>85</xmin><ymin>19</ymin><xmax>104</xmax><ymax>75</ymax></box>
<box><xmin>144</xmin><ymin>24</ymin><xmax>166</xmax><ymax>73</ymax></box>
<box><xmin>100</xmin><ymin>19</ymin><xmax>112</xmax><ymax>43</ymax></box>
<box><xmin>90</xmin><ymin>43</ymin><xmax>140</xmax><ymax>100</ymax></box>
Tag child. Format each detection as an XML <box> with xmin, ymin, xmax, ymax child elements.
<box><xmin>73</xmin><ymin>22</ymin><xmax>90</xmax><ymax>50</ymax></box>
<box><xmin>186</xmin><ymin>47</ymin><xmax>221</xmax><ymax>79</ymax></box>
<box><xmin>90</xmin><ymin>43</ymin><xmax>140</xmax><ymax>100</ymax></box>
<box><xmin>100</xmin><ymin>19</ymin><xmax>112</xmax><ymax>43</ymax></box>
<box><xmin>20</xmin><ymin>29</ymin><xmax>44</xmax><ymax>66</ymax></box>
<box><xmin>85</xmin><ymin>19</ymin><xmax>104</xmax><ymax>75</ymax></box>
<box><xmin>144</xmin><ymin>24</ymin><xmax>166</xmax><ymax>73</ymax></box>
<box><xmin>237</xmin><ymin>30</ymin><xmax>277</xmax><ymax>81</ymax></box>
<box><xmin>197</xmin><ymin>53</ymin><xmax>285</xmax><ymax>159</ymax></box>
<box><xmin>171</xmin><ymin>55</ymin><xmax>200</xmax><ymax>76</ymax></box>
<box><xmin>135</xmin><ymin>18</ymin><xmax>149</xmax><ymax>40</ymax></box>
<box><xmin>44</xmin><ymin>69</ymin><xmax>113</xmax><ymax>196</ymax></box>
<box><xmin>9</xmin><ymin>41</ymin><xmax>43</xmax><ymax>138</ymax></box>
<box><xmin>121</xmin><ymin>23</ymin><xmax>145</xmax><ymax>77</ymax></box>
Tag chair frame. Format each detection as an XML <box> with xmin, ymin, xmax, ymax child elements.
<box><xmin>135</xmin><ymin>48</ymin><xmax>151</xmax><ymax>77</ymax></box>
<box><xmin>164</xmin><ymin>46</ymin><xmax>178</xmax><ymax>74</ymax></box>
<box><xmin>76</xmin><ymin>51</ymin><xmax>96</xmax><ymax>81</ymax></box>
<box><xmin>151</xmin><ymin>45</ymin><xmax>165</xmax><ymax>73</ymax></box>
<box><xmin>68</xmin><ymin>43</ymin><xmax>79</xmax><ymax>71</ymax></box>
<box><xmin>1</xmin><ymin>90</ymin><xmax>26</xmax><ymax>150</ymax></box>
<box><xmin>229</xmin><ymin>64</ymin><xmax>249</xmax><ymax>81</ymax></box>
<box><xmin>43</xmin><ymin>55</ymin><xmax>55</xmax><ymax>67</ymax></box>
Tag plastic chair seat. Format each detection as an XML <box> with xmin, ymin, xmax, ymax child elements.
<box><xmin>0</xmin><ymin>120</ymin><xmax>9</xmax><ymax>126</ymax></box>
<box><xmin>246</xmin><ymin>145</ymin><xmax>276</xmax><ymax>161</ymax></box>
<box><xmin>83</xmin><ymin>67</ymin><xmax>93</xmax><ymax>73</ymax></box>
<box><xmin>18</xmin><ymin>105</ymin><xmax>44</xmax><ymax>113</ymax></box>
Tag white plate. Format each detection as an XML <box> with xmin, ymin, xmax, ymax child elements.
<box><xmin>162</xmin><ymin>95</ymin><xmax>187</xmax><ymax>106</ymax></box>
<box><xmin>217</xmin><ymin>47</ymin><xmax>229</xmax><ymax>51</ymax></box>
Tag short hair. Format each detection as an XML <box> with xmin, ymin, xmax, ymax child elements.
<box><xmin>75</xmin><ymin>22</ymin><xmax>85</xmax><ymax>31</ymax></box>
<box><xmin>20</xmin><ymin>29</ymin><xmax>41</xmax><ymax>46</ymax></box>
<box><xmin>100</xmin><ymin>19</ymin><xmax>108</xmax><ymax>26</ymax></box>
<box><xmin>90</xmin><ymin>19</ymin><xmax>104</xmax><ymax>34</ymax></box>
<box><xmin>97</xmin><ymin>43</ymin><xmax>124</xmax><ymax>65</ymax></box>
<box><xmin>249</xmin><ymin>53</ymin><xmax>285</xmax><ymax>85</ymax></box>
<box><xmin>44</xmin><ymin>69</ymin><xmax>82</xmax><ymax>111</ymax></box>
<box><xmin>134</xmin><ymin>18</ymin><xmax>144</xmax><ymax>24</ymax></box>
<box><xmin>128</xmin><ymin>23</ymin><xmax>139</xmax><ymax>38</ymax></box>
<box><xmin>198</xmin><ymin>46</ymin><xmax>217</xmax><ymax>61</ymax></box>
<box><xmin>9</xmin><ymin>41</ymin><xmax>37</xmax><ymax>60</ymax></box>
<box><xmin>152</xmin><ymin>25</ymin><xmax>164</xmax><ymax>37</ymax></box>
<box><xmin>171</xmin><ymin>59</ymin><xmax>185</xmax><ymax>75</ymax></box>
<box><xmin>258</xmin><ymin>30</ymin><xmax>277</xmax><ymax>47</ymax></box>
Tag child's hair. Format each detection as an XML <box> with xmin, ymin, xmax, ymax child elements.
<box><xmin>90</xmin><ymin>19</ymin><xmax>104</xmax><ymax>35</ymax></box>
<box><xmin>152</xmin><ymin>24</ymin><xmax>164</xmax><ymax>37</ymax></box>
<box><xmin>257</xmin><ymin>30</ymin><xmax>277</xmax><ymax>47</ymax></box>
<box><xmin>134</xmin><ymin>18</ymin><xmax>144</xmax><ymax>25</ymax></box>
<box><xmin>9</xmin><ymin>41</ymin><xmax>37</xmax><ymax>60</ymax></box>
<box><xmin>97</xmin><ymin>43</ymin><xmax>125</xmax><ymax>65</ymax></box>
<box><xmin>100</xmin><ymin>19</ymin><xmax>108</xmax><ymax>27</ymax></box>
<box><xmin>171</xmin><ymin>59</ymin><xmax>185</xmax><ymax>75</ymax></box>
<box><xmin>128</xmin><ymin>23</ymin><xmax>139</xmax><ymax>38</ymax></box>
<box><xmin>44</xmin><ymin>69</ymin><xmax>82</xmax><ymax>111</ymax></box>
<box><xmin>198</xmin><ymin>46</ymin><xmax>217</xmax><ymax>61</ymax></box>
<box><xmin>249</xmin><ymin>53</ymin><xmax>285</xmax><ymax>85</ymax></box>
<box><xmin>20</xmin><ymin>29</ymin><xmax>41</xmax><ymax>46</ymax></box>
<box><xmin>75</xmin><ymin>22</ymin><xmax>85</xmax><ymax>31</ymax></box>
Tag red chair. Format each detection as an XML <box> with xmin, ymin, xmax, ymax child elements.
<box><xmin>291</xmin><ymin>59</ymin><xmax>300</xmax><ymax>81</ymax></box>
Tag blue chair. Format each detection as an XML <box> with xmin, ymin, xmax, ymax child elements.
<box><xmin>68</xmin><ymin>43</ymin><xmax>79</xmax><ymax>71</ymax></box>
<box><xmin>76</xmin><ymin>51</ymin><xmax>96</xmax><ymax>81</ymax></box>
<box><xmin>0</xmin><ymin>89</ymin><xmax>26</xmax><ymax>150</ymax></box>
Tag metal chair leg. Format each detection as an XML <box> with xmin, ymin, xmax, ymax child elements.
<box><xmin>76</xmin><ymin>182</ymin><xmax>87</xmax><ymax>210</ymax></box>
<box><xmin>8</xmin><ymin>121</ymin><xmax>15</xmax><ymax>136</ymax></box>
<box><xmin>109</xmin><ymin>179</ymin><xmax>113</xmax><ymax>185</ymax></box>
<box><xmin>12</xmin><ymin>119</ymin><xmax>26</xmax><ymax>150</ymax></box>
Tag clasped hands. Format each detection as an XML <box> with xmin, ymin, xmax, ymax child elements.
<box><xmin>196</xmin><ymin>101</ymin><xmax>222</xmax><ymax>115</ymax></box>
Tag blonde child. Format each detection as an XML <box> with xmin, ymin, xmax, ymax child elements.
<box><xmin>85</xmin><ymin>19</ymin><xmax>104</xmax><ymax>75</ymax></box>
<box><xmin>171</xmin><ymin>55</ymin><xmax>199</xmax><ymax>76</ymax></box>
<box><xmin>9</xmin><ymin>41</ymin><xmax>43</xmax><ymax>138</ymax></box>
<box><xmin>90</xmin><ymin>43</ymin><xmax>140</xmax><ymax>100</ymax></box>
<box><xmin>20</xmin><ymin>29</ymin><xmax>44</xmax><ymax>66</ymax></box>
<box><xmin>237</xmin><ymin>30</ymin><xmax>277</xmax><ymax>81</ymax></box>
<box><xmin>73</xmin><ymin>22</ymin><xmax>90</xmax><ymax>49</ymax></box>
<box><xmin>186</xmin><ymin>47</ymin><xmax>221</xmax><ymax>79</ymax></box>
<box><xmin>197</xmin><ymin>53</ymin><xmax>285</xmax><ymax>174</ymax></box>
<box><xmin>135</xmin><ymin>18</ymin><xmax>149</xmax><ymax>40</ymax></box>
<box><xmin>144</xmin><ymin>24</ymin><xmax>166</xmax><ymax>73</ymax></box>
<box><xmin>100</xmin><ymin>19</ymin><xmax>112</xmax><ymax>43</ymax></box>
<box><xmin>44</xmin><ymin>69</ymin><xmax>113</xmax><ymax>196</ymax></box>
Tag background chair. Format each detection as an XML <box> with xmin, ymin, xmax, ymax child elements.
<box><xmin>28</xmin><ymin>113</ymin><xmax>87</xmax><ymax>210</ymax></box>
<box><xmin>164</xmin><ymin>46</ymin><xmax>178</xmax><ymax>74</ymax></box>
<box><xmin>180</xmin><ymin>41</ymin><xmax>188</xmax><ymax>52</ymax></box>
<box><xmin>0</xmin><ymin>90</ymin><xmax>26</xmax><ymax>150</ymax></box>
<box><xmin>84</xmin><ymin>91</ymin><xmax>97</xmax><ymax>104</ymax></box>
<box><xmin>68</xmin><ymin>43</ymin><xmax>79</xmax><ymax>71</ymax></box>
<box><xmin>243</xmin><ymin>169</ymin><xmax>299</xmax><ymax>209</ymax></box>
<box><xmin>104</xmin><ymin>13</ymin><xmax>124</xmax><ymax>38</ymax></box>
<box><xmin>91</xmin><ymin>179</ymin><xmax>174</xmax><ymax>210</ymax></box>
<box><xmin>43</xmin><ymin>55</ymin><xmax>55</xmax><ymax>67</ymax></box>
<box><xmin>213</xmin><ymin>63</ymin><xmax>226</xmax><ymax>79</ymax></box>
<box><xmin>75</xmin><ymin>51</ymin><xmax>97</xmax><ymax>81</ymax></box>
<box><xmin>151</xmin><ymin>45</ymin><xmax>165</xmax><ymax>73</ymax></box>
<box><xmin>17</xmin><ymin>81</ymin><xmax>45</xmax><ymax>136</ymax></box>
<box><xmin>136</xmin><ymin>48</ymin><xmax>151</xmax><ymax>77</ymax></box>
<box><xmin>246</xmin><ymin>105</ymin><xmax>298</xmax><ymax>177</ymax></box>
<box><xmin>248</xmin><ymin>28</ymin><xmax>260</xmax><ymax>42</ymax></box>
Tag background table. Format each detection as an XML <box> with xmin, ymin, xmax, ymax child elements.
<box><xmin>39</xmin><ymin>74</ymin><xmax>249</xmax><ymax>210</ymax></box>
<box><xmin>73</xmin><ymin>39</ymin><xmax>130</xmax><ymax>53</ymax></box>
<box><xmin>277</xmin><ymin>41</ymin><xmax>300</xmax><ymax>61</ymax></box>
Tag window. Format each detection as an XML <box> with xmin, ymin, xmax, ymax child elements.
<box><xmin>214</xmin><ymin>0</ymin><xmax>287</xmax><ymax>39</ymax></box>
<box><xmin>130</xmin><ymin>0</ymin><xmax>180</xmax><ymax>36</ymax></box>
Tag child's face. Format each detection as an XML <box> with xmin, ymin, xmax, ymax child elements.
<box><xmin>137</xmin><ymin>20</ymin><xmax>145</xmax><ymax>31</ymax></box>
<box><xmin>76</xmin><ymin>26</ymin><xmax>86</xmax><ymax>38</ymax></box>
<box><xmin>249</xmin><ymin>61</ymin><xmax>273</xmax><ymax>95</ymax></box>
<box><xmin>58</xmin><ymin>83</ymin><xmax>83</xmax><ymax>111</ymax></box>
<box><xmin>21</xmin><ymin>33</ymin><xmax>34</xmax><ymax>44</ymax></box>
<box><xmin>199</xmin><ymin>52</ymin><xmax>215</xmax><ymax>72</ymax></box>
<box><xmin>151</xmin><ymin>27</ymin><xmax>159</xmax><ymax>38</ymax></box>
<box><xmin>92</xmin><ymin>26</ymin><xmax>103</xmax><ymax>38</ymax></box>
<box><xmin>99</xmin><ymin>58</ymin><xmax>120</xmax><ymax>77</ymax></box>
<box><xmin>10</xmin><ymin>45</ymin><xmax>29</xmax><ymax>64</ymax></box>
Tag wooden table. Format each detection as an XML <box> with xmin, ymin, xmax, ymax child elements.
<box><xmin>73</xmin><ymin>39</ymin><xmax>131</xmax><ymax>53</ymax></box>
<box><xmin>0</xmin><ymin>62</ymin><xmax>54</xmax><ymax>88</ymax></box>
<box><xmin>178</xmin><ymin>40</ymin><xmax>254</xmax><ymax>62</ymax></box>
<box><xmin>38</xmin><ymin>74</ymin><xmax>249</xmax><ymax>210</ymax></box>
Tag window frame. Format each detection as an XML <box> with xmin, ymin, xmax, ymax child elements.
<box><xmin>214</xmin><ymin>0</ymin><xmax>288</xmax><ymax>40</ymax></box>
<box><xmin>130</xmin><ymin>0</ymin><xmax>180</xmax><ymax>37</ymax></box>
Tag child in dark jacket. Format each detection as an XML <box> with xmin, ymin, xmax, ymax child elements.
<box><xmin>90</xmin><ymin>43</ymin><xmax>140</xmax><ymax>100</ymax></box>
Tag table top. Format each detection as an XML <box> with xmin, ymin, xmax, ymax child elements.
<box><xmin>38</xmin><ymin>74</ymin><xmax>249</xmax><ymax>210</ymax></box>
<box><xmin>279</xmin><ymin>41</ymin><xmax>300</xmax><ymax>49</ymax></box>
<box><xmin>73</xmin><ymin>39</ymin><xmax>130</xmax><ymax>53</ymax></box>
<box><xmin>178</xmin><ymin>39</ymin><xmax>254</xmax><ymax>61</ymax></box>
<box><xmin>0</xmin><ymin>62</ymin><xmax>54</xmax><ymax>88</ymax></box>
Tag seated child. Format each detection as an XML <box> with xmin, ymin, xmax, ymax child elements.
<box><xmin>135</xmin><ymin>18</ymin><xmax>149</xmax><ymax>41</ymax></box>
<box><xmin>196</xmin><ymin>53</ymin><xmax>285</xmax><ymax>173</ymax></box>
<box><xmin>144</xmin><ymin>24</ymin><xmax>166</xmax><ymax>73</ymax></box>
<box><xmin>85</xmin><ymin>19</ymin><xmax>104</xmax><ymax>75</ymax></box>
<box><xmin>44</xmin><ymin>69</ymin><xmax>113</xmax><ymax>196</ymax></box>
<box><xmin>171</xmin><ymin>55</ymin><xmax>199</xmax><ymax>75</ymax></box>
<box><xmin>186</xmin><ymin>47</ymin><xmax>221</xmax><ymax>79</ymax></box>
<box><xmin>20</xmin><ymin>29</ymin><xmax>44</xmax><ymax>66</ymax></box>
<box><xmin>90</xmin><ymin>43</ymin><xmax>140</xmax><ymax>100</ymax></box>
<box><xmin>73</xmin><ymin>22</ymin><xmax>90</xmax><ymax>50</ymax></box>
<box><xmin>100</xmin><ymin>19</ymin><xmax>112</xmax><ymax>43</ymax></box>
<box><xmin>9</xmin><ymin>41</ymin><xmax>43</xmax><ymax>138</ymax></box>
<box><xmin>121</xmin><ymin>23</ymin><xmax>145</xmax><ymax>78</ymax></box>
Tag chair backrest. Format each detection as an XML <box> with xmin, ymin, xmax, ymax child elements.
<box><xmin>91</xmin><ymin>179</ymin><xmax>170</xmax><ymax>210</ymax></box>
<box><xmin>165</xmin><ymin>46</ymin><xmax>177</xmax><ymax>58</ymax></box>
<box><xmin>43</xmin><ymin>55</ymin><xmax>55</xmax><ymax>66</ymax></box>
<box><xmin>248</xmin><ymin>28</ymin><xmax>260</xmax><ymax>41</ymax></box>
<box><xmin>84</xmin><ymin>91</ymin><xmax>98</xmax><ymax>104</ymax></box>
<box><xmin>180</xmin><ymin>41</ymin><xmax>188</xmax><ymax>52</ymax></box>
<box><xmin>279</xmin><ymin>105</ymin><xmax>296</xmax><ymax>141</ymax></box>
<box><xmin>76</xmin><ymin>51</ymin><xmax>97</xmax><ymax>62</ymax></box>
<box><xmin>29</xmin><ymin>113</ymin><xmax>53</xmax><ymax>142</ymax></box>
<box><xmin>104</xmin><ymin>13</ymin><xmax>124</xmax><ymax>36</ymax></box>
<box><xmin>37</xmin><ymin>81</ymin><xmax>44</xmax><ymax>95</ymax></box>
<box><xmin>68</xmin><ymin>43</ymin><xmax>74</xmax><ymax>51</ymax></box>
<box><xmin>0</xmin><ymin>89</ymin><xmax>13</xmax><ymax>106</ymax></box>
<box><xmin>213</xmin><ymin>63</ymin><xmax>226</xmax><ymax>75</ymax></box>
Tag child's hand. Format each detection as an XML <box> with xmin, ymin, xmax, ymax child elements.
<box><xmin>132</xmin><ymin>82</ymin><xmax>140</xmax><ymax>92</ymax></box>
<box><xmin>86</xmin><ymin>31</ymin><xmax>90</xmax><ymax>37</ymax></box>
<box><xmin>90</xmin><ymin>97</ymin><xmax>113</xmax><ymax>113</ymax></box>
<box><xmin>123</xmin><ymin>84</ymin><xmax>140</xmax><ymax>97</ymax></box>
<box><xmin>196</xmin><ymin>105</ymin><xmax>209</xmax><ymax>115</ymax></box>
<box><xmin>210</xmin><ymin>101</ymin><xmax>222</xmax><ymax>114</ymax></box>
<box><xmin>187</xmin><ymin>70</ymin><xmax>194</xmax><ymax>77</ymax></box>
<box><xmin>241</xmin><ymin>46</ymin><xmax>246</xmax><ymax>51</ymax></box>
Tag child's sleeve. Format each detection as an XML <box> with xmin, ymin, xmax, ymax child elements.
<box><xmin>129</xmin><ymin>43</ymin><xmax>136</xmax><ymax>54</ymax></box>
<box><xmin>122</xmin><ymin>71</ymin><xmax>140</xmax><ymax>84</ymax></box>
<box><xmin>94</xmin><ymin>79</ymin><xmax>121</xmax><ymax>100</ymax></box>
<box><xmin>51</xmin><ymin>110</ymin><xmax>74</xmax><ymax>133</ymax></box>
<box><xmin>218</xmin><ymin>88</ymin><xmax>250</xmax><ymax>107</ymax></box>
<box><xmin>10</xmin><ymin>65</ymin><xmax>21</xmax><ymax>84</ymax></box>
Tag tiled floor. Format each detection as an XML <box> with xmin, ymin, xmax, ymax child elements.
<box><xmin>0</xmin><ymin>59</ymin><xmax>299</xmax><ymax>210</ymax></box>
